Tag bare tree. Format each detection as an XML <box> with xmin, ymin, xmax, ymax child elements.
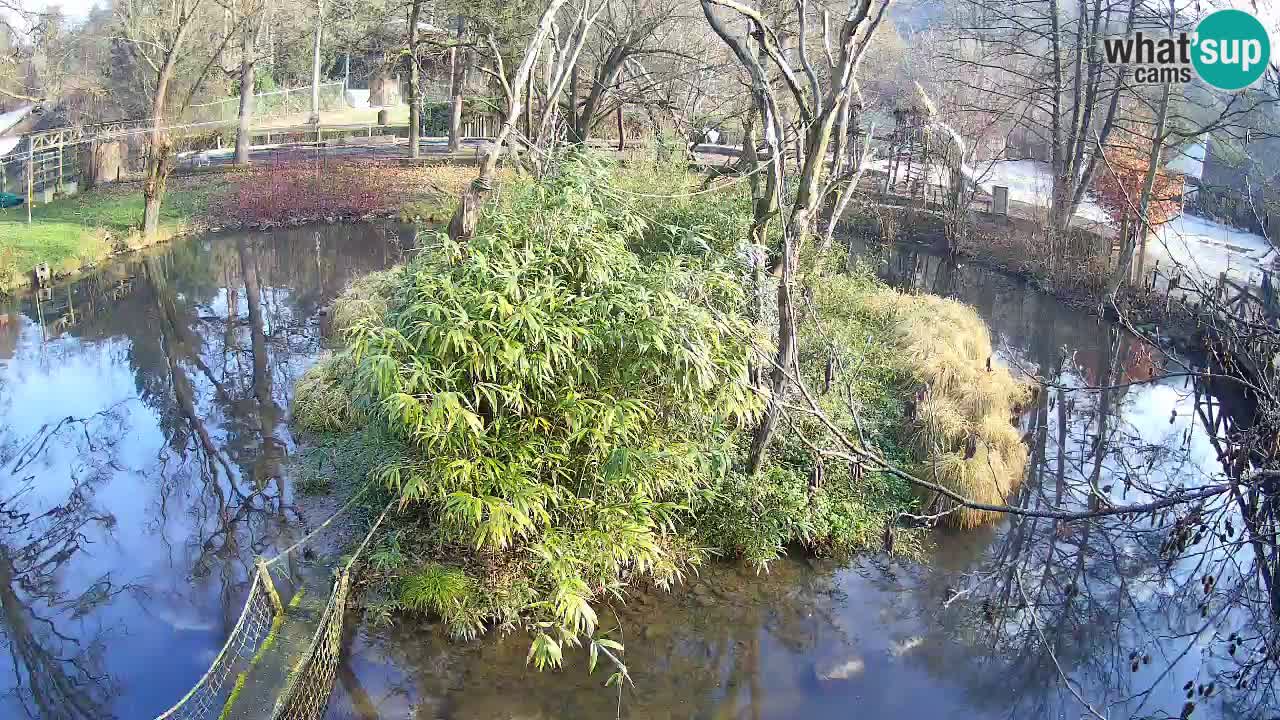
<box><xmin>308</xmin><ymin>0</ymin><xmax>324</xmax><ymax>125</ymax></box>
<box><xmin>446</xmin><ymin>0</ymin><xmax>598</xmax><ymax>240</ymax></box>
<box><xmin>702</xmin><ymin>0</ymin><xmax>892</xmax><ymax>473</ymax></box>
<box><xmin>943</xmin><ymin>0</ymin><xmax>1136</xmax><ymax>241</ymax></box>
<box><xmin>407</xmin><ymin>0</ymin><xmax>426</xmax><ymax>158</ymax></box>
<box><xmin>566</xmin><ymin>0</ymin><xmax>681</xmax><ymax>144</ymax></box>
<box><xmin>447</xmin><ymin>16</ymin><xmax>467</xmax><ymax>152</ymax></box>
<box><xmin>119</xmin><ymin>0</ymin><xmax>240</xmax><ymax>238</ymax></box>
<box><xmin>234</xmin><ymin>0</ymin><xmax>269</xmax><ymax>165</ymax></box>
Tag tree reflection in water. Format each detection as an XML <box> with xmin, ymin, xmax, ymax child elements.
<box><xmin>878</xmin><ymin>244</ymin><xmax>1278</xmax><ymax>720</ymax></box>
<box><xmin>0</xmin><ymin>224</ymin><xmax>416</xmax><ymax>718</ymax></box>
<box><xmin>0</xmin><ymin>411</ymin><xmax>126</xmax><ymax>720</ymax></box>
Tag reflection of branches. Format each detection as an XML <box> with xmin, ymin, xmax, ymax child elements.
<box><xmin>0</xmin><ymin>470</ymin><xmax>120</xmax><ymax>719</ymax></box>
<box><xmin>1015</xmin><ymin>569</ymin><xmax>1106</xmax><ymax>720</ymax></box>
<box><xmin>851</xmin><ymin>240</ymin><xmax>1280</xmax><ymax>717</ymax></box>
<box><xmin>3</xmin><ymin>400</ymin><xmax>136</xmax><ymax>476</ymax></box>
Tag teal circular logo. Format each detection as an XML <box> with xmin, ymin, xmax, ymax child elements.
<box><xmin>1193</xmin><ymin>9</ymin><xmax>1271</xmax><ymax>90</ymax></box>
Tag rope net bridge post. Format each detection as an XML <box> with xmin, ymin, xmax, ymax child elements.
<box><xmin>152</xmin><ymin>487</ymin><xmax>391</xmax><ymax>720</ymax></box>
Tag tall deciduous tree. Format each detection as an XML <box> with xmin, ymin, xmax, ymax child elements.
<box><xmin>702</xmin><ymin>0</ymin><xmax>891</xmax><ymax>474</ymax></box>
<box><xmin>567</xmin><ymin>0</ymin><xmax>680</xmax><ymax>143</ymax></box>
<box><xmin>117</xmin><ymin>0</ymin><xmax>236</xmax><ymax>238</ymax></box>
<box><xmin>407</xmin><ymin>0</ymin><xmax>425</xmax><ymax>158</ymax></box>
<box><xmin>308</xmin><ymin>0</ymin><xmax>324</xmax><ymax>124</ymax></box>
<box><xmin>446</xmin><ymin>0</ymin><xmax>607</xmax><ymax>241</ymax></box>
<box><xmin>234</xmin><ymin>0</ymin><xmax>268</xmax><ymax>165</ymax></box>
<box><xmin>943</xmin><ymin>0</ymin><xmax>1136</xmax><ymax>241</ymax></box>
<box><xmin>447</xmin><ymin>15</ymin><xmax>466</xmax><ymax>152</ymax></box>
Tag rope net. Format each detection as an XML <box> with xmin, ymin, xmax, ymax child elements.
<box><xmin>154</xmin><ymin>492</ymin><xmax>390</xmax><ymax>720</ymax></box>
<box><xmin>271</xmin><ymin>570</ymin><xmax>353</xmax><ymax>720</ymax></box>
<box><xmin>271</xmin><ymin>500</ymin><xmax>395</xmax><ymax>720</ymax></box>
<box><xmin>155</xmin><ymin>574</ymin><xmax>276</xmax><ymax>720</ymax></box>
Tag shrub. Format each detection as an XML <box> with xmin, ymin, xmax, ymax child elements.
<box><xmin>295</xmin><ymin>153</ymin><xmax>1023</xmax><ymax>667</ymax></box>
<box><xmin>343</xmin><ymin>155</ymin><xmax>763</xmax><ymax>665</ymax></box>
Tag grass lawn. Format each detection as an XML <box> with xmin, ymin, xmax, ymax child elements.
<box><xmin>0</xmin><ymin>176</ymin><xmax>218</xmax><ymax>292</ymax></box>
<box><xmin>0</xmin><ymin>161</ymin><xmax>473</xmax><ymax>294</ymax></box>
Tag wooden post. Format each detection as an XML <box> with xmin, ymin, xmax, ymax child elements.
<box><xmin>616</xmin><ymin>105</ymin><xmax>624</xmax><ymax>151</ymax></box>
<box><xmin>992</xmin><ymin>186</ymin><xmax>1009</xmax><ymax>216</ymax></box>
<box><xmin>57</xmin><ymin>145</ymin><xmax>64</xmax><ymax>195</ymax></box>
<box><xmin>26</xmin><ymin>149</ymin><xmax>33</xmax><ymax>224</ymax></box>
<box><xmin>904</xmin><ymin>132</ymin><xmax>914</xmax><ymax>196</ymax></box>
<box><xmin>256</xmin><ymin>557</ymin><xmax>285</xmax><ymax>614</ymax></box>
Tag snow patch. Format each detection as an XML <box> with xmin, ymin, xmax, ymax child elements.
<box><xmin>976</xmin><ymin>160</ymin><xmax>1112</xmax><ymax>224</ymax></box>
<box><xmin>0</xmin><ymin>105</ymin><xmax>32</xmax><ymax>135</ymax></box>
<box><xmin>1147</xmin><ymin>213</ymin><xmax>1274</xmax><ymax>287</ymax></box>
<box><xmin>1166</xmin><ymin>141</ymin><xmax>1205</xmax><ymax>180</ymax></box>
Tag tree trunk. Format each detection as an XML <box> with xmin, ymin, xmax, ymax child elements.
<box><xmin>567</xmin><ymin>64</ymin><xmax>580</xmax><ymax>142</ymax></box>
<box><xmin>407</xmin><ymin>0</ymin><xmax>423</xmax><ymax>159</ymax></box>
<box><xmin>308</xmin><ymin>0</ymin><xmax>324</xmax><ymax>125</ymax></box>
<box><xmin>524</xmin><ymin>72</ymin><xmax>534</xmax><ymax>140</ymax></box>
<box><xmin>746</xmin><ymin>103</ymin><xmax>788</xmax><ymax>475</ymax></box>
<box><xmin>747</xmin><ymin>209</ymin><xmax>794</xmax><ymax>475</ymax></box>
<box><xmin>1104</xmin><ymin>3</ymin><xmax>1173</xmax><ymax>302</ymax></box>
<box><xmin>143</xmin><ymin>59</ymin><xmax>176</xmax><ymax>240</ymax></box>
<box><xmin>1105</xmin><ymin>81</ymin><xmax>1170</xmax><ymax>301</ymax></box>
<box><xmin>447</xmin><ymin>18</ymin><xmax>465</xmax><ymax>152</ymax></box>
<box><xmin>234</xmin><ymin>22</ymin><xmax>256</xmax><ymax>166</ymax></box>
<box><xmin>743</xmin><ymin>31</ymin><xmax>853</xmax><ymax>473</ymax></box>
<box><xmin>616</xmin><ymin>105</ymin><xmax>624</xmax><ymax>151</ymax></box>
<box><xmin>574</xmin><ymin>51</ymin><xmax>626</xmax><ymax>144</ymax></box>
<box><xmin>448</xmin><ymin>0</ymin><xmax>572</xmax><ymax>241</ymax></box>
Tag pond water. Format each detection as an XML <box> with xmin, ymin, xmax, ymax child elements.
<box><xmin>0</xmin><ymin>223</ymin><xmax>417</xmax><ymax>719</ymax></box>
<box><xmin>1</xmin><ymin>228</ymin><xmax>1271</xmax><ymax>720</ymax></box>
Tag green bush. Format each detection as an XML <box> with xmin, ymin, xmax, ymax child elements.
<box><xmin>694</xmin><ymin>264</ymin><xmax>922</xmax><ymax>568</ymax></box>
<box><xmin>344</xmin><ymin>155</ymin><xmax>762</xmax><ymax>665</ymax></box>
<box><xmin>298</xmin><ymin>154</ymin><xmax>928</xmax><ymax>667</ymax></box>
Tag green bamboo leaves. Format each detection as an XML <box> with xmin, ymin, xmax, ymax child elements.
<box><xmin>345</xmin><ymin>156</ymin><xmax>763</xmax><ymax>666</ymax></box>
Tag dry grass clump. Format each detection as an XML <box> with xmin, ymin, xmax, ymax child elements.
<box><xmin>292</xmin><ymin>352</ymin><xmax>364</xmax><ymax>433</ymax></box>
<box><xmin>862</xmin><ymin>289</ymin><xmax>1032</xmax><ymax>528</ymax></box>
<box><xmin>329</xmin><ymin>268</ymin><xmax>398</xmax><ymax>337</ymax></box>
<box><xmin>296</xmin><ymin>269</ymin><xmax>403</xmax><ymax>431</ymax></box>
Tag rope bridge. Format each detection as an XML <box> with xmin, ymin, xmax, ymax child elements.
<box><xmin>154</xmin><ymin>488</ymin><xmax>391</xmax><ymax>720</ymax></box>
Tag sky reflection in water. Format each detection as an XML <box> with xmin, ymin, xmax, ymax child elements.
<box><xmin>0</xmin><ymin>224</ymin><xmax>415</xmax><ymax>719</ymax></box>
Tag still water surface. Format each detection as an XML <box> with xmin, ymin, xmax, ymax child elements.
<box><xmin>0</xmin><ymin>224</ymin><xmax>415</xmax><ymax>719</ymax></box>
<box><xmin>0</xmin><ymin>229</ymin><xmax>1270</xmax><ymax>719</ymax></box>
